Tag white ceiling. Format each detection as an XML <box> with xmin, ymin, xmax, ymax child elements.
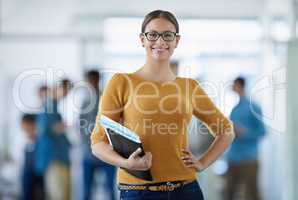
<box><xmin>0</xmin><ymin>0</ymin><xmax>296</xmax><ymax>36</ymax></box>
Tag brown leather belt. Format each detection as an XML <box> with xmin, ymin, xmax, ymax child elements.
<box><xmin>118</xmin><ymin>180</ymin><xmax>195</xmax><ymax>192</ymax></box>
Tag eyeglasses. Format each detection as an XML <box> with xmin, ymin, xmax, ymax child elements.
<box><xmin>142</xmin><ymin>31</ymin><xmax>179</xmax><ymax>42</ymax></box>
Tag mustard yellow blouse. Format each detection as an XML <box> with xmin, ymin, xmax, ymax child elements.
<box><xmin>91</xmin><ymin>73</ymin><xmax>232</xmax><ymax>185</ymax></box>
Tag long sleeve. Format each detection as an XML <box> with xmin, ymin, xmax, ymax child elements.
<box><xmin>190</xmin><ymin>79</ymin><xmax>233</xmax><ymax>137</ymax></box>
<box><xmin>243</xmin><ymin>103</ymin><xmax>266</xmax><ymax>141</ymax></box>
<box><xmin>90</xmin><ymin>73</ymin><xmax>129</xmax><ymax>145</ymax></box>
<box><xmin>79</xmin><ymin>91</ymin><xmax>92</xmax><ymax>136</ymax></box>
<box><xmin>251</xmin><ymin>104</ymin><xmax>266</xmax><ymax>137</ymax></box>
<box><xmin>230</xmin><ymin>99</ymin><xmax>265</xmax><ymax>141</ymax></box>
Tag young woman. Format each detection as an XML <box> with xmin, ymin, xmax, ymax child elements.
<box><xmin>91</xmin><ymin>10</ymin><xmax>234</xmax><ymax>200</ymax></box>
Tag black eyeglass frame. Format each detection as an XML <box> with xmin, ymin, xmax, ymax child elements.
<box><xmin>141</xmin><ymin>31</ymin><xmax>180</xmax><ymax>42</ymax></box>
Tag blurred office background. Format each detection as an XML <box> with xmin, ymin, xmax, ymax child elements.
<box><xmin>0</xmin><ymin>0</ymin><xmax>297</xmax><ymax>199</ymax></box>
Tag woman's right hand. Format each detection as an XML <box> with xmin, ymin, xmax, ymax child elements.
<box><xmin>125</xmin><ymin>148</ymin><xmax>152</xmax><ymax>171</ymax></box>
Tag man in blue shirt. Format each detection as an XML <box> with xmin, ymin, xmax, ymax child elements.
<box><xmin>35</xmin><ymin>79</ymin><xmax>72</xmax><ymax>200</ymax></box>
<box><xmin>21</xmin><ymin>113</ymin><xmax>45</xmax><ymax>200</ymax></box>
<box><xmin>224</xmin><ymin>77</ymin><xmax>266</xmax><ymax>200</ymax></box>
<box><xmin>79</xmin><ymin>70</ymin><xmax>116</xmax><ymax>200</ymax></box>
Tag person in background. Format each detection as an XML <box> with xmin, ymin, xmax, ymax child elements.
<box><xmin>224</xmin><ymin>76</ymin><xmax>266</xmax><ymax>200</ymax></box>
<box><xmin>79</xmin><ymin>70</ymin><xmax>116</xmax><ymax>200</ymax></box>
<box><xmin>35</xmin><ymin>79</ymin><xmax>73</xmax><ymax>200</ymax></box>
<box><xmin>38</xmin><ymin>85</ymin><xmax>50</xmax><ymax>106</ymax></box>
<box><xmin>20</xmin><ymin>113</ymin><xmax>44</xmax><ymax>200</ymax></box>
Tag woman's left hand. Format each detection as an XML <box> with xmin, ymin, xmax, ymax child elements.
<box><xmin>181</xmin><ymin>148</ymin><xmax>205</xmax><ymax>172</ymax></box>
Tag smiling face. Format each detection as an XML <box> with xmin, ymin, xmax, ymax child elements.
<box><xmin>140</xmin><ymin>18</ymin><xmax>180</xmax><ymax>62</ymax></box>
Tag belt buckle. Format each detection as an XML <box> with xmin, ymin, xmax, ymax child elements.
<box><xmin>166</xmin><ymin>182</ymin><xmax>175</xmax><ymax>191</ymax></box>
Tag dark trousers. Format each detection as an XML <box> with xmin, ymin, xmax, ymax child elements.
<box><xmin>22</xmin><ymin>167</ymin><xmax>44</xmax><ymax>200</ymax></box>
<box><xmin>83</xmin><ymin>155</ymin><xmax>116</xmax><ymax>200</ymax></box>
<box><xmin>22</xmin><ymin>148</ymin><xmax>45</xmax><ymax>200</ymax></box>
<box><xmin>120</xmin><ymin>181</ymin><xmax>204</xmax><ymax>200</ymax></box>
<box><xmin>224</xmin><ymin>161</ymin><xmax>261</xmax><ymax>200</ymax></box>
